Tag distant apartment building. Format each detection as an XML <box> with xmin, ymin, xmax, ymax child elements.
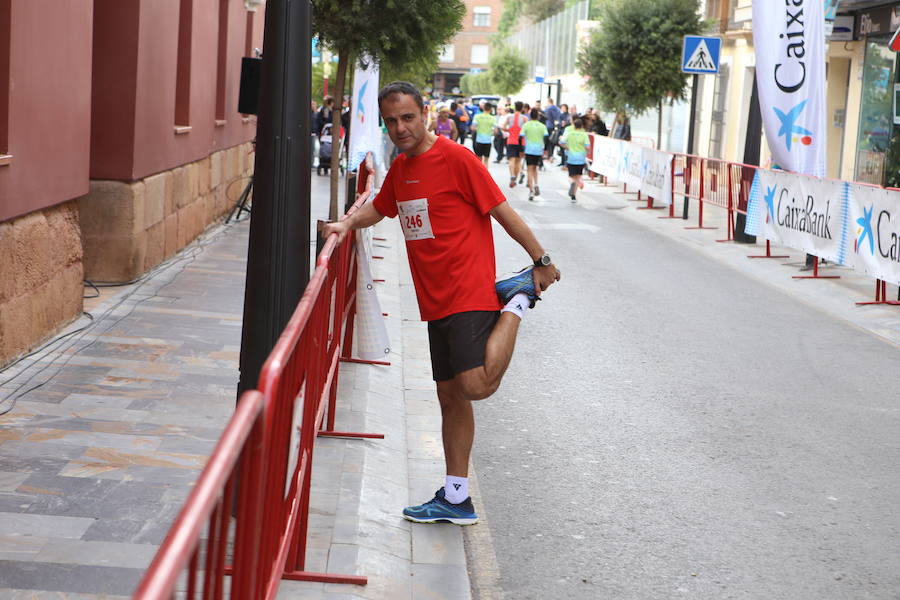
<box><xmin>432</xmin><ymin>0</ymin><xmax>503</xmax><ymax>96</ymax></box>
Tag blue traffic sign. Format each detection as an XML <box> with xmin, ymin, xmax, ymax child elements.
<box><xmin>681</xmin><ymin>36</ymin><xmax>722</xmax><ymax>74</ymax></box>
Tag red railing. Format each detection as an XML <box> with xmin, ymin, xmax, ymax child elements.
<box><xmin>133</xmin><ymin>390</ymin><xmax>267</xmax><ymax>599</ymax></box>
<box><xmin>134</xmin><ymin>154</ymin><xmax>380</xmax><ymax>599</ymax></box>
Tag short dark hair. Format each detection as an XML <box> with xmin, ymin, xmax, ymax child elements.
<box><xmin>483</xmin><ymin>102</ymin><xmax>493</xmax><ymax>112</ymax></box>
<box><xmin>573</xmin><ymin>118</ymin><xmax>584</xmax><ymax>129</ymax></box>
<box><xmin>530</xmin><ymin>108</ymin><xmax>540</xmax><ymax>120</ymax></box>
<box><xmin>514</xmin><ymin>100</ymin><xmax>523</xmax><ymax>112</ymax></box>
<box><xmin>378</xmin><ymin>81</ymin><xmax>425</xmax><ymax>111</ymax></box>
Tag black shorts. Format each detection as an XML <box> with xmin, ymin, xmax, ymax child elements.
<box><xmin>567</xmin><ymin>163</ymin><xmax>585</xmax><ymax>176</ymax></box>
<box><xmin>427</xmin><ymin>311</ymin><xmax>500</xmax><ymax>382</ymax></box>
<box><xmin>474</xmin><ymin>142</ymin><xmax>492</xmax><ymax>158</ymax></box>
<box><xmin>505</xmin><ymin>144</ymin><xmax>523</xmax><ymax>158</ymax></box>
<box><xmin>524</xmin><ymin>154</ymin><xmax>542</xmax><ymax>166</ymax></box>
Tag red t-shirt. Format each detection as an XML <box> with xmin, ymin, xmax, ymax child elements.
<box><xmin>373</xmin><ymin>136</ymin><xmax>505</xmax><ymax>321</ymax></box>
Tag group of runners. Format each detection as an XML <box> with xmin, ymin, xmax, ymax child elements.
<box><xmin>422</xmin><ymin>96</ymin><xmax>598</xmax><ymax>203</ymax></box>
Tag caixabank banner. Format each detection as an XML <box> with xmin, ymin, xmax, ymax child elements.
<box><xmin>745</xmin><ymin>168</ymin><xmax>850</xmax><ymax>265</ymax></box>
<box><xmin>589</xmin><ymin>136</ymin><xmax>673</xmax><ymax>205</ymax></box>
<box><xmin>847</xmin><ymin>184</ymin><xmax>900</xmax><ymax>286</ymax></box>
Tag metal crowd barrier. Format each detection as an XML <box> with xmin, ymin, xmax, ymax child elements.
<box><xmin>134</xmin><ymin>154</ymin><xmax>381</xmax><ymax>599</ymax></box>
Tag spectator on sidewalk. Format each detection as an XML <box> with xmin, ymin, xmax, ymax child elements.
<box><xmin>493</xmin><ymin>105</ymin><xmax>508</xmax><ymax>163</ymax></box>
<box><xmin>322</xmin><ymin>81</ymin><xmax>560</xmax><ymax>526</ymax></box>
<box><xmin>543</xmin><ymin>97</ymin><xmax>561</xmax><ymax>164</ymax></box>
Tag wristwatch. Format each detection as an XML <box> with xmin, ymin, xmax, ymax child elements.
<box><xmin>533</xmin><ymin>253</ymin><xmax>552</xmax><ymax>267</ymax></box>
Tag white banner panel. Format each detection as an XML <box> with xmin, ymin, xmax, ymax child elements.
<box><xmin>745</xmin><ymin>169</ymin><xmax>849</xmax><ymax>264</ymax></box>
<box><xmin>588</xmin><ymin>135</ymin><xmax>673</xmax><ymax>205</ymax></box>
<box><xmin>589</xmin><ymin>135</ymin><xmax>621</xmax><ymax>180</ymax></box>
<box><xmin>640</xmin><ymin>147</ymin><xmax>674</xmax><ymax>206</ymax></box>
<box><xmin>348</xmin><ymin>55</ymin><xmax>380</xmax><ymax>172</ymax></box>
<box><xmin>847</xmin><ymin>184</ymin><xmax>900</xmax><ymax>286</ymax></box>
<box><xmin>752</xmin><ymin>0</ymin><xmax>827</xmax><ymax>177</ymax></box>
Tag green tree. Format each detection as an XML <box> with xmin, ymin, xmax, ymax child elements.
<box><xmin>495</xmin><ymin>0</ymin><xmax>523</xmax><ymax>43</ymax></box>
<box><xmin>460</xmin><ymin>72</ymin><xmax>493</xmax><ymax>96</ymax></box>
<box><xmin>488</xmin><ymin>45</ymin><xmax>529</xmax><ymax>97</ymax></box>
<box><xmin>577</xmin><ymin>0</ymin><xmax>705</xmax><ymax>147</ymax></box>
<box><xmin>521</xmin><ymin>0</ymin><xmax>565</xmax><ymax>22</ymax></box>
<box><xmin>312</xmin><ymin>0</ymin><xmax>466</xmax><ymax>218</ymax></box>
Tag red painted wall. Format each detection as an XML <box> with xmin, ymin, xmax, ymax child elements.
<box><xmin>93</xmin><ymin>0</ymin><xmax>262</xmax><ymax>182</ymax></box>
<box><xmin>0</xmin><ymin>0</ymin><xmax>93</xmax><ymax>222</ymax></box>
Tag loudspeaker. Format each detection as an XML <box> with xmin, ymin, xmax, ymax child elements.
<box><xmin>238</xmin><ymin>57</ymin><xmax>262</xmax><ymax>115</ymax></box>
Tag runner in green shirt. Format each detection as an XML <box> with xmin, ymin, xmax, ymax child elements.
<box><xmin>560</xmin><ymin>118</ymin><xmax>591</xmax><ymax>203</ymax></box>
<box><xmin>471</xmin><ymin>104</ymin><xmax>497</xmax><ymax>167</ymax></box>
<box><xmin>521</xmin><ymin>108</ymin><xmax>549</xmax><ymax>201</ymax></box>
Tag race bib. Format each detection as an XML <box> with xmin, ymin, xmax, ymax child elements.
<box><xmin>397</xmin><ymin>198</ymin><xmax>434</xmax><ymax>241</ymax></box>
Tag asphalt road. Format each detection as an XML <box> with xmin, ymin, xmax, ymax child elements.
<box><xmin>467</xmin><ymin>158</ymin><xmax>900</xmax><ymax>599</ymax></box>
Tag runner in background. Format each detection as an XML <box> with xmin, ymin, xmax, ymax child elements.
<box><xmin>561</xmin><ymin>118</ymin><xmax>590</xmax><ymax>203</ymax></box>
<box><xmin>557</xmin><ymin>103</ymin><xmax>571</xmax><ymax>167</ymax></box>
<box><xmin>493</xmin><ymin>105</ymin><xmax>508</xmax><ymax>164</ymax></box>
<box><xmin>451</xmin><ymin>102</ymin><xmax>469</xmax><ymax>146</ymax></box>
<box><xmin>428</xmin><ymin>106</ymin><xmax>458</xmax><ymax>141</ymax></box>
<box><xmin>543</xmin><ymin>98</ymin><xmax>561</xmax><ymax>165</ymax></box>
<box><xmin>503</xmin><ymin>101</ymin><xmax>528</xmax><ymax>188</ymax></box>
<box><xmin>522</xmin><ymin>108</ymin><xmax>548</xmax><ymax>201</ymax></box>
<box><xmin>472</xmin><ymin>102</ymin><xmax>496</xmax><ymax>167</ymax></box>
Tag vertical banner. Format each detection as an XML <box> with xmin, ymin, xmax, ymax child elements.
<box><xmin>752</xmin><ymin>0</ymin><xmax>827</xmax><ymax>177</ymax></box>
<box><xmin>348</xmin><ymin>55</ymin><xmax>380</xmax><ymax>172</ymax></box>
<box><xmin>354</xmin><ymin>226</ymin><xmax>391</xmax><ymax>360</ymax></box>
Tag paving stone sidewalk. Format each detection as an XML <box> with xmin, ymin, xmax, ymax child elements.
<box><xmin>0</xmin><ymin>171</ymin><xmax>472</xmax><ymax>599</ymax></box>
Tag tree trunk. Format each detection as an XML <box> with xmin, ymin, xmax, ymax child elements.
<box><xmin>656</xmin><ymin>98</ymin><xmax>663</xmax><ymax>150</ymax></box>
<box><xmin>329</xmin><ymin>52</ymin><xmax>349</xmax><ymax>221</ymax></box>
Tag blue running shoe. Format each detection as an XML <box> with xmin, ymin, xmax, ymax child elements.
<box><xmin>403</xmin><ymin>488</ymin><xmax>478</xmax><ymax>525</ymax></box>
<box><xmin>495</xmin><ymin>267</ymin><xmax>540</xmax><ymax>308</ymax></box>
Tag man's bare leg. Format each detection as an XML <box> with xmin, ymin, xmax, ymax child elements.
<box><xmin>437</xmin><ymin>378</ymin><xmax>474</xmax><ymax>478</ymax></box>
<box><xmin>455</xmin><ymin>312</ymin><xmax>521</xmax><ymax>401</ymax></box>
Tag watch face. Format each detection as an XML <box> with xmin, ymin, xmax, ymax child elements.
<box><xmin>540</xmin><ymin>254</ymin><xmax>551</xmax><ymax>266</ymax></box>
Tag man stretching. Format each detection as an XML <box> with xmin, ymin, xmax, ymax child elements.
<box><xmin>323</xmin><ymin>82</ymin><xmax>560</xmax><ymax>525</ymax></box>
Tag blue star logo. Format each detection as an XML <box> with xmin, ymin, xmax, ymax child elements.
<box><xmin>764</xmin><ymin>185</ymin><xmax>777</xmax><ymax>223</ymax></box>
<box><xmin>773</xmin><ymin>100</ymin><xmax>813</xmax><ymax>151</ymax></box>
<box><xmin>856</xmin><ymin>204</ymin><xmax>875</xmax><ymax>254</ymax></box>
<box><xmin>356</xmin><ymin>80</ymin><xmax>369</xmax><ymax>123</ymax></box>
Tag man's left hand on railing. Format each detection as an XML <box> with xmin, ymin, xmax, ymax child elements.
<box><xmin>319</xmin><ymin>201</ymin><xmax>386</xmax><ymax>244</ymax></box>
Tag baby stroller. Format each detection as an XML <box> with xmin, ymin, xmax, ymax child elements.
<box><xmin>317</xmin><ymin>123</ymin><xmax>334</xmax><ymax>176</ymax></box>
<box><xmin>316</xmin><ymin>123</ymin><xmax>346</xmax><ymax>176</ymax></box>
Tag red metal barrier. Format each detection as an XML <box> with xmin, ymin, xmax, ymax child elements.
<box><xmin>133</xmin><ymin>391</ymin><xmax>267</xmax><ymax>600</ymax></box>
<box><xmin>254</xmin><ymin>156</ymin><xmax>382</xmax><ymax>592</ymax></box>
<box><xmin>134</xmin><ymin>155</ymin><xmax>382</xmax><ymax>599</ymax></box>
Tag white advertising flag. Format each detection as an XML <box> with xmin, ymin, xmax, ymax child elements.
<box><xmin>752</xmin><ymin>0</ymin><xmax>827</xmax><ymax>177</ymax></box>
<box><xmin>348</xmin><ymin>55</ymin><xmax>380</xmax><ymax>172</ymax></box>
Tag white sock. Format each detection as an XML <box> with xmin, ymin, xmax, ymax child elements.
<box><xmin>500</xmin><ymin>293</ymin><xmax>529</xmax><ymax>320</ymax></box>
<box><xmin>444</xmin><ymin>475</ymin><xmax>469</xmax><ymax>504</ymax></box>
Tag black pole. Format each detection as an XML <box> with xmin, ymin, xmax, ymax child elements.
<box><xmin>237</xmin><ymin>0</ymin><xmax>312</xmax><ymax>399</ymax></box>
<box><xmin>735</xmin><ymin>73</ymin><xmax>760</xmax><ymax>243</ymax></box>
<box><xmin>556</xmin><ymin>79</ymin><xmax>562</xmax><ymax>106</ymax></box>
<box><xmin>683</xmin><ymin>73</ymin><xmax>699</xmax><ymax>220</ymax></box>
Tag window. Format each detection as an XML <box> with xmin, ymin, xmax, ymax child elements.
<box><xmin>439</xmin><ymin>44</ymin><xmax>455</xmax><ymax>63</ymax></box>
<box><xmin>215</xmin><ymin>0</ymin><xmax>228</xmax><ymax>122</ymax></box>
<box><xmin>175</xmin><ymin>0</ymin><xmax>193</xmax><ymax>129</ymax></box>
<box><xmin>0</xmin><ymin>0</ymin><xmax>10</xmax><ymax>157</ymax></box>
<box><xmin>471</xmin><ymin>44</ymin><xmax>488</xmax><ymax>65</ymax></box>
<box><xmin>473</xmin><ymin>6</ymin><xmax>491</xmax><ymax>27</ymax></box>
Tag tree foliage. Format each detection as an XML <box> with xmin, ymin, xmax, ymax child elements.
<box><xmin>496</xmin><ymin>0</ymin><xmax>523</xmax><ymax>42</ymax></box>
<box><xmin>521</xmin><ymin>0</ymin><xmax>565</xmax><ymax>22</ymax></box>
<box><xmin>488</xmin><ymin>45</ymin><xmax>529</xmax><ymax>97</ymax></box>
<box><xmin>460</xmin><ymin>72</ymin><xmax>493</xmax><ymax>96</ymax></box>
<box><xmin>577</xmin><ymin>0</ymin><xmax>705</xmax><ymax>116</ymax></box>
<box><xmin>312</xmin><ymin>0</ymin><xmax>466</xmax><ymax>217</ymax></box>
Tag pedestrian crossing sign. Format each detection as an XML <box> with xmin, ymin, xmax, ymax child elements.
<box><xmin>681</xmin><ymin>36</ymin><xmax>722</xmax><ymax>74</ymax></box>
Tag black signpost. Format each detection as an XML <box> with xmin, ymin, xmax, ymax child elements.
<box><xmin>237</xmin><ymin>0</ymin><xmax>312</xmax><ymax>399</ymax></box>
